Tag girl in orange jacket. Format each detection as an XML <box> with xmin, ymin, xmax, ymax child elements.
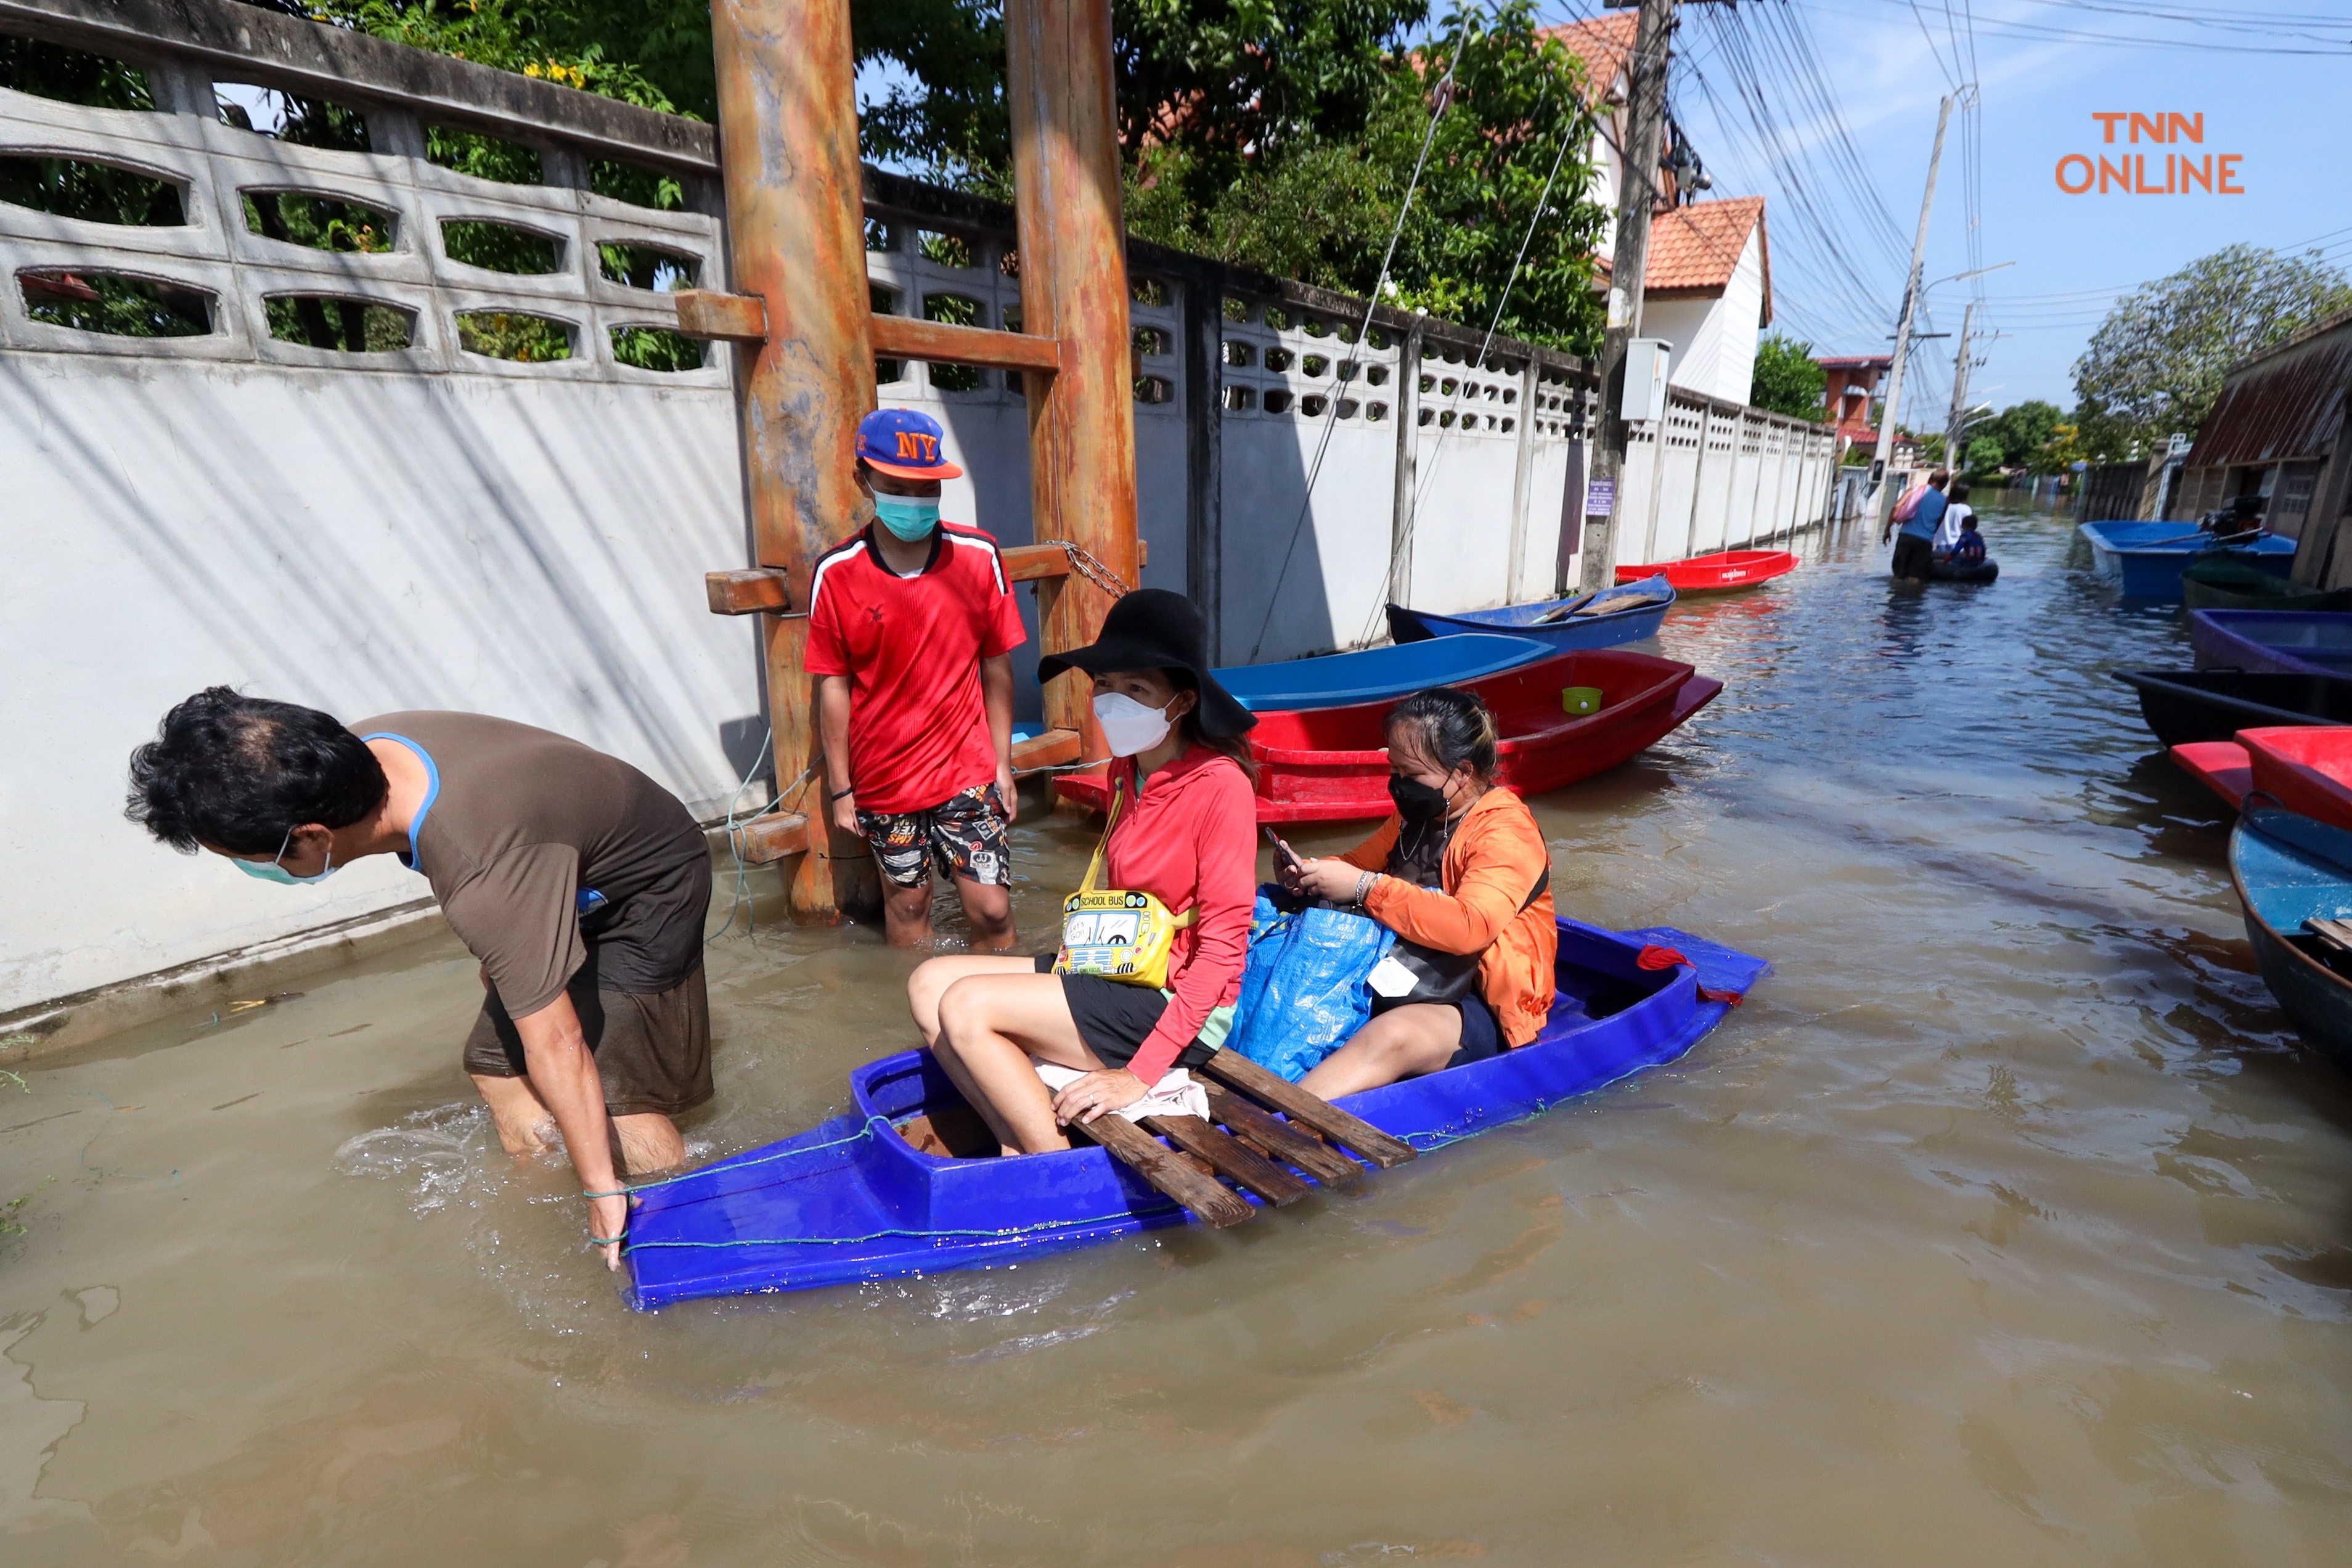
<box><xmin>1280</xmin><ymin>688</ymin><xmax>1556</xmax><ymax>1096</ymax></box>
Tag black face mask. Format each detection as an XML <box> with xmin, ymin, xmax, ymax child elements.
<box><xmin>1389</xmin><ymin>774</ymin><xmax>1450</xmax><ymax>822</ymax></box>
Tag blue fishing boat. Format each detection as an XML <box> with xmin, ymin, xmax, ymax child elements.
<box><xmin>2229</xmin><ymin>804</ymin><xmax>2352</xmax><ymax>1073</ymax></box>
<box><xmin>1209</xmin><ymin>633</ymin><xmax>1552</xmax><ymax>712</ymax></box>
<box><xmin>623</xmin><ymin>918</ymin><xmax>1767</xmax><ymax>1308</ymax></box>
<box><xmin>1384</xmin><ymin>574</ymin><xmax>1676</xmax><ymax>652</ymax></box>
<box><xmin>2190</xmin><ymin>609</ymin><xmax>2352</xmax><ymax>677</ymax></box>
<box><xmin>2077</xmin><ymin>520</ymin><xmax>2295</xmax><ymax>602</ymax></box>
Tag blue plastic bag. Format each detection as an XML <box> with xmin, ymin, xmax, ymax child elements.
<box><xmin>1226</xmin><ymin>886</ymin><xmax>1395</xmax><ymax>1081</ymax></box>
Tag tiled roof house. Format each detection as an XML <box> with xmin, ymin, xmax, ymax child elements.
<box><xmin>1543</xmin><ymin>15</ymin><xmax>1776</xmax><ymax>407</ymax></box>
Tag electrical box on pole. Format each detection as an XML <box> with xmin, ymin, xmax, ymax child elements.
<box><xmin>1621</xmin><ymin>339</ymin><xmax>1673</xmax><ymax>424</ymax></box>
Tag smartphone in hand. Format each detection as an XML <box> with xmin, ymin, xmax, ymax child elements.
<box><xmin>1262</xmin><ymin>825</ymin><xmax>1304</xmax><ymax>873</ymax></box>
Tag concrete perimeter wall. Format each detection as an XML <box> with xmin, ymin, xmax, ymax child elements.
<box><xmin>0</xmin><ymin>0</ymin><xmax>1835</xmax><ymax>1034</ymax></box>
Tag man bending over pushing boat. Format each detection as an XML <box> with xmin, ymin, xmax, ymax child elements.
<box><xmin>126</xmin><ymin>692</ymin><xmax>713</xmax><ymax>1267</ymax></box>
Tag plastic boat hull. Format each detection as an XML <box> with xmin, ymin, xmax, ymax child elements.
<box><xmin>2237</xmin><ymin>726</ymin><xmax>2352</xmax><ymax>831</ymax></box>
<box><xmin>623</xmin><ymin>919</ymin><xmax>1769</xmax><ymax>1308</ymax></box>
<box><xmin>2190</xmin><ymin>610</ymin><xmax>2352</xmax><ymax>678</ymax></box>
<box><xmin>1614</xmin><ymin>549</ymin><xmax>1797</xmax><ymax>593</ymax></box>
<box><xmin>2111</xmin><ymin>669</ymin><xmax>2352</xmax><ymax>748</ymax></box>
<box><xmin>2171</xmin><ymin>741</ymin><xmax>2252</xmax><ymax>808</ymax></box>
<box><xmin>2181</xmin><ymin>557</ymin><xmax>2352</xmax><ymax>613</ymax></box>
<box><xmin>1055</xmin><ymin>650</ymin><xmax>1720</xmax><ymax>823</ymax></box>
<box><xmin>1925</xmin><ymin>558</ymin><xmax>1999</xmax><ymax>584</ymax></box>
<box><xmin>1386</xmin><ymin>576</ymin><xmax>1676</xmax><ymax>652</ymax></box>
<box><xmin>1209</xmin><ymin>634</ymin><xmax>1553</xmax><ymax>712</ymax></box>
<box><xmin>2078</xmin><ymin>521</ymin><xmax>2294</xmax><ymax>602</ymax></box>
<box><xmin>2230</xmin><ymin>806</ymin><xmax>2352</xmax><ymax>1072</ymax></box>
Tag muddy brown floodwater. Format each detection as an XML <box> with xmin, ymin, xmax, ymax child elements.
<box><xmin>7</xmin><ymin>496</ymin><xmax>2352</xmax><ymax>1565</ymax></box>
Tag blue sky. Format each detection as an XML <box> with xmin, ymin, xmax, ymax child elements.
<box><xmin>1618</xmin><ymin>0</ymin><xmax>2352</xmax><ymax>424</ymax></box>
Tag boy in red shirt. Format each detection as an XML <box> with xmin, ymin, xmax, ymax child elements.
<box><xmin>808</xmin><ymin>409</ymin><xmax>1026</xmax><ymax>947</ymax></box>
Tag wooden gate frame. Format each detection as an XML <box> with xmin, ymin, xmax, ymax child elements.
<box><xmin>681</xmin><ymin>0</ymin><xmax>1136</xmax><ymax>921</ymax></box>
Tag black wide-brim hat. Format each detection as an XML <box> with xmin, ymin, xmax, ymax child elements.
<box><xmin>1035</xmin><ymin>587</ymin><xmax>1257</xmax><ymax>738</ymax></box>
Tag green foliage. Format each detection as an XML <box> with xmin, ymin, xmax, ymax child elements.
<box><xmin>442</xmin><ymin>218</ymin><xmax>563</xmax><ymax>274</ymax></box>
<box><xmin>243</xmin><ymin>192</ymin><xmax>396</xmax><ymax>253</ymax></box>
<box><xmin>1127</xmin><ymin>2</ymin><xmax>1606</xmax><ymax>350</ymax></box>
<box><xmin>0</xmin><ymin>34</ymin><xmax>153</xmax><ymax>110</ymax></box>
<box><xmin>23</xmin><ymin>273</ymin><xmax>212</xmax><ymax>337</ymax></box>
<box><xmin>2073</xmin><ymin>243</ymin><xmax>2352</xmax><ymax>453</ymax></box>
<box><xmin>265</xmin><ymin>296</ymin><xmax>415</xmax><ymax>351</ymax></box>
<box><xmin>611</xmin><ymin>326</ymin><xmax>704</xmax><ymax>372</ymax></box>
<box><xmin>455</xmin><ymin>311</ymin><xmax>573</xmax><ymax>361</ymax></box>
<box><xmin>1964</xmin><ymin>435</ymin><xmax>2003</xmax><ymax>475</ymax></box>
<box><xmin>1974</xmin><ymin>399</ymin><xmax>2060</xmax><ymax>471</ymax></box>
<box><xmin>287</xmin><ymin>1</ymin><xmax>688</xmax><ymax>115</ymax></box>
<box><xmin>0</xmin><ymin>155</ymin><xmax>181</xmax><ymax>226</ymax></box>
<box><xmin>1749</xmin><ymin>334</ymin><xmax>1826</xmax><ymax>420</ymax></box>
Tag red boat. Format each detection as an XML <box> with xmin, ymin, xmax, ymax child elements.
<box><xmin>2170</xmin><ymin>741</ymin><xmax>2253</xmax><ymax>809</ymax></box>
<box><xmin>2240</xmin><ymin>727</ymin><xmax>2352</xmax><ymax>830</ymax></box>
<box><xmin>1615</xmin><ymin>549</ymin><xmax>1799</xmax><ymax>593</ymax></box>
<box><xmin>1054</xmin><ymin>649</ymin><xmax>1722</xmax><ymax>823</ymax></box>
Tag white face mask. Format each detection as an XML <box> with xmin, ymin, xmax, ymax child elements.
<box><xmin>1093</xmin><ymin>692</ymin><xmax>1176</xmax><ymax>757</ymax></box>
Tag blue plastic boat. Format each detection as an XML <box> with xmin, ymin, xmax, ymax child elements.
<box><xmin>2078</xmin><ymin>520</ymin><xmax>2295</xmax><ymax>602</ymax></box>
<box><xmin>1384</xmin><ymin>574</ymin><xmax>1676</xmax><ymax>652</ymax></box>
<box><xmin>1209</xmin><ymin>633</ymin><xmax>1552</xmax><ymax>712</ymax></box>
<box><xmin>623</xmin><ymin>918</ymin><xmax>1768</xmax><ymax>1308</ymax></box>
<box><xmin>2229</xmin><ymin>804</ymin><xmax>2352</xmax><ymax>1073</ymax></box>
<box><xmin>2190</xmin><ymin>609</ymin><xmax>2352</xmax><ymax>677</ymax></box>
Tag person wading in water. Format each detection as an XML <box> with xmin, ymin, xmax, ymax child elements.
<box><xmin>126</xmin><ymin>693</ymin><xmax>713</xmax><ymax>1267</ymax></box>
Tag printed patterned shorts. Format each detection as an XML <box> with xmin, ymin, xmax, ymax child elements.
<box><xmin>856</xmin><ymin>782</ymin><xmax>1012</xmax><ymax>889</ymax></box>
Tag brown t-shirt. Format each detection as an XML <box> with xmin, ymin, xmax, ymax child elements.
<box><xmin>354</xmin><ymin>712</ymin><xmax>709</xmax><ymax>1016</ymax></box>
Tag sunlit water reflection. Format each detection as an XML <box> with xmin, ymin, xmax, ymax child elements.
<box><xmin>4</xmin><ymin>496</ymin><xmax>2350</xmax><ymax>1564</ymax></box>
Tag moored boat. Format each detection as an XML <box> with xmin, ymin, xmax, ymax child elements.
<box><xmin>1055</xmin><ymin>648</ymin><xmax>1721</xmax><ymax>823</ymax></box>
<box><xmin>2229</xmin><ymin>804</ymin><xmax>2352</xmax><ymax>1072</ymax></box>
<box><xmin>2170</xmin><ymin>741</ymin><xmax>2252</xmax><ymax>809</ymax></box>
<box><xmin>621</xmin><ymin>918</ymin><xmax>1769</xmax><ymax>1307</ymax></box>
<box><xmin>2078</xmin><ymin>520</ymin><xmax>2294</xmax><ymax>602</ymax></box>
<box><xmin>1209</xmin><ymin>634</ymin><xmax>1551</xmax><ymax>712</ymax></box>
<box><xmin>2238</xmin><ymin>726</ymin><xmax>2352</xmax><ymax>832</ymax></box>
<box><xmin>2111</xmin><ymin>668</ymin><xmax>2352</xmax><ymax>748</ymax></box>
<box><xmin>2181</xmin><ymin>555</ymin><xmax>2352</xmax><ymax>613</ymax></box>
<box><xmin>1386</xmin><ymin>573</ymin><xmax>1676</xmax><ymax>652</ymax></box>
<box><xmin>1614</xmin><ymin>548</ymin><xmax>1797</xmax><ymax>593</ymax></box>
<box><xmin>2190</xmin><ymin>609</ymin><xmax>2352</xmax><ymax>678</ymax></box>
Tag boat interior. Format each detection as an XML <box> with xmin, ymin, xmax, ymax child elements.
<box><xmin>1247</xmin><ymin>651</ymin><xmax>1688</xmax><ymax>756</ymax></box>
<box><xmin>872</xmin><ymin>930</ymin><xmax>1675</xmax><ymax>1164</ymax></box>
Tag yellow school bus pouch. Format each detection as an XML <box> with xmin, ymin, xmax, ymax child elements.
<box><xmin>1054</xmin><ymin>774</ymin><xmax>1195</xmax><ymax>989</ymax></box>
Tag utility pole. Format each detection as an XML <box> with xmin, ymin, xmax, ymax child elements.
<box><xmin>1869</xmin><ymin>91</ymin><xmax>1955</xmax><ymax>529</ymax></box>
<box><xmin>1581</xmin><ymin>0</ymin><xmax>1678</xmax><ymax>592</ymax></box>
<box><xmin>1944</xmin><ymin>298</ymin><xmax>1977</xmax><ymax>470</ymax></box>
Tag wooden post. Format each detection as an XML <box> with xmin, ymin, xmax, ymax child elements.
<box><xmin>1006</xmin><ymin>0</ymin><xmax>1139</xmax><ymax>752</ymax></box>
<box><xmin>709</xmin><ymin>0</ymin><xmax>880</xmax><ymax>922</ymax></box>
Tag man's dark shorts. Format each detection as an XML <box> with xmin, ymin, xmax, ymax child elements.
<box><xmin>1892</xmin><ymin>532</ymin><xmax>1935</xmax><ymax>579</ymax></box>
<box><xmin>855</xmin><ymin>781</ymin><xmax>1011</xmax><ymax>890</ymax></box>
<box><xmin>463</xmin><ymin>955</ymin><xmax>712</xmax><ymax>1119</ymax></box>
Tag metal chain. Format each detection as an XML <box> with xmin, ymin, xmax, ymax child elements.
<box><xmin>1034</xmin><ymin>539</ymin><xmax>1133</xmax><ymax>598</ymax></box>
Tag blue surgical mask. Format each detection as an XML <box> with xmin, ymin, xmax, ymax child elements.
<box><xmin>873</xmin><ymin>494</ymin><xmax>941</xmax><ymax>541</ymax></box>
<box><xmin>232</xmin><ymin>827</ymin><xmax>338</xmax><ymax>886</ymax></box>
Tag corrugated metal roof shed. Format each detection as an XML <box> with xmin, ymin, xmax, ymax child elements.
<box><xmin>2186</xmin><ymin>310</ymin><xmax>2352</xmax><ymax>468</ymax></box>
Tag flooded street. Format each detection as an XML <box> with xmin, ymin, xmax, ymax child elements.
<box><xmin>6</xmin><ymin>494</ymin><xmax>2352</xmax><ymax>1564</ymax></box>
